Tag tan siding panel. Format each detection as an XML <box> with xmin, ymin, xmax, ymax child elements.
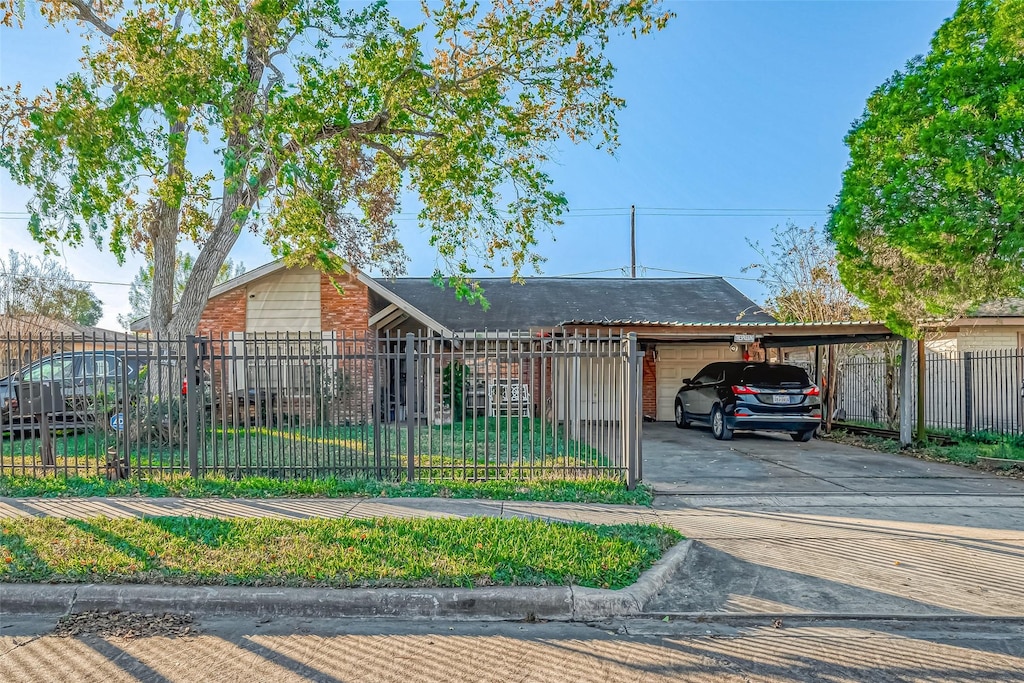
<box><xmin>246</xmin><ymin>267</ymin><xmax>321</xmax><ymax>333</ymax></box>
<box><xmin>956</xmin><ymin>325</ymin><xmax>1024</xmax><ymax>351</ymax></box>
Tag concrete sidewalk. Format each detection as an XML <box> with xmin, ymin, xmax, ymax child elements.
<box><xmin>0</xmin><ymin>495</ymin><xmax>661</xmax><ymax>525</ymax></box>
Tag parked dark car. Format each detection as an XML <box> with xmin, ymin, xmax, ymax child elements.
<box><xmin>0</xmin><ymin>350</ymin><xmax>207</xmax><ymax>436</ymax></box>
<box><xmin>674</xmin><ymin>362</ymin><xmax>821</xmax><ymax>441</ymax></box>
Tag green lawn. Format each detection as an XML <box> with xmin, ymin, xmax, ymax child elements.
<box><xmin>0</xmin><ymin>516</ymin><xmax>680</xmax><ymax>590</ymax></box>
<box><xmin>1</xmin><ymin>417</ymin><xmax>617</xmax><ymax>478</ymax></box>
<box><xmin>0</xmin><ymin>474</ymin><xmax>653</xmax><ymax>505</ymax></box>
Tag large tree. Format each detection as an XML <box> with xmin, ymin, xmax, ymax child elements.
<box><xmin>0</xmin><ymin>0</ymin><xmax>672</xmax><ymax>335</ymax></box>
<box><xmin>828</xmin><ymin>0</ymin><xmax>1024</xmax><ymax>336</ymax></box>
<box><xmin>0</xmin><ymin>250</ymin><xmax>103</xmax><ymax>326</ymax></box>
<box><xmin>117</xmin><ymin>252</ymin><xmax>244</xmax><ymax>330</ymax></box>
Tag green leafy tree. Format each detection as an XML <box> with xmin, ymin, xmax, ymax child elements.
<box><xmin>0</xmin><ymin>249</ymin><xmax>103</xmax><ymax>326</ymax></box>
<box><xmin>1</xmin><ymin>0</ymin><xmax>672</xmax><ymax>335</ymax></box>
<box><xmin>118</xmin><ymin>253</ymin><xmax>244</xmax><ymax>330</ymax></box>
<box><xmin>828</xmin><ymin>0</ymin><xmax>1024</xmax><ymax>336</ymax></box>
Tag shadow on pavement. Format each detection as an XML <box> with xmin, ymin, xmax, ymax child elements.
<box><xmin>2</xmin><ymin>616</ymin><xmax>1024</xmax><ymax>682</ymax></box>
<box><xmin>645</xmin><ymin>541</ymin><xmax>971</xmax><ymax>616</ymax></box>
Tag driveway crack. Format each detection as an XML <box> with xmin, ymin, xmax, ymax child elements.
<box><xmin>734</xmin><ymin>445</ymin><xmax>858</xmax><ymax>492</ymax></box>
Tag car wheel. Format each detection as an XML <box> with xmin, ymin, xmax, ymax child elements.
<box><xmin>711</xmin><ymin>405</ymin><xmax>733</xmax><ymax>441</ymax></box>
<box><xmin>674</xmin><ymin>401</ymin><xmax>690</xmax><ymax>429</ymax></box>
<box><xmin>792</xmin><ymin>429</ymin><xmax>815</xmax><ymax>442</ymax></box>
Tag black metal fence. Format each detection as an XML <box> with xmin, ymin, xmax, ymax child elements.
<box><xmin>1</xmin><ymin>331</ymin><xmax>642</xmax><ymax>485</ymax></box>
<box><xmin>838</xmin><ymin>348</ymin><xmax>1024</xmax><ymax>436</ymax></box>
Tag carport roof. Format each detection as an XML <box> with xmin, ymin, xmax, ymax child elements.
<box><xmin>559</xmin><ymin>320</ymin><xmax>897</xmax><ymax>346</ymax></box>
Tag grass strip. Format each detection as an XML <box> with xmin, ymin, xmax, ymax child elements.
<box><xmin>0</xmin><ymin>516</ymin><xmax>680</xmax><ymax>590</ymax></box>
<box><xmin>828</xmin><ymin>429</ymin><xmax>1024</xmax><ymax>469</ymax></box>
<box><xmin>0</xmin><ymin>475</ymin><xmax>653</xmax><ymax>505</ymax></box>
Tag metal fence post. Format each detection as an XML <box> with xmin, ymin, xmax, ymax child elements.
<box><xmin>630</xmin><ymin>333</ymin><xmax>643</xmax><ymax>485</ymax></box>
<box><xmin>185</xmin><ymin>335</ymin><xmax>200</xmax><ymax>478</ymax></box>
<box><xmin>623</xmin><ymin>333</ymin><xmax>640</xmax><ymax>490</ymax></box>
<box><xmin>372</xmin><ymin>335</ymin><xmax>383</xmax><ymax>479</ymax></box>
<box><xmin>405</xmin><ymin>333</ymin><xmax>416</xmax><ymax>482</ymax></box>
<box><xmin>899</xmin><ymin>337</ymin><xmax>913</xmax><ymax>447</ymax></box>
<box><xmin>964</xmin><ymin>351</ymin><xmax>974</xmax><ymax>434</ymax></box>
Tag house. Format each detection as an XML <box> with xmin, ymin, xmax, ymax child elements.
<box><xmin>131</xmin><ymin>261</ymin><xmax>895</xmax><ymax>422</ymax></box>
<box><xmin>933</xmin><ymin>299</ymin><xmax>1024</xmax><ymax>352</ymax></box>
<box><xmin>833</xmin><ymin>299</ymin><xmax>1024</xmax><ymax>433</ymax></box>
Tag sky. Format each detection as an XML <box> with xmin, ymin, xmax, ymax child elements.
<box><xmin>0</xmin><ymin>0</ymin><xmax>959</xmax><ymax>330</ymax></box>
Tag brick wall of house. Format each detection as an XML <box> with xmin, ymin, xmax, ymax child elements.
<box><xmin>319</xmin><ymin>273</ymin><xmax>375</xmax><ymax>423</ymax></box>
<box><xmin>320</xmin><ymin>273</ymin><xmax>372</xmax><ymax>335</ymax></box>
<box><xmin>642</xmin><ymin>347</ymin><xmax>657</xmax><ymax>419</ymax></box>
<box><xmin>198</xmin><ymin>288</ymin><xmax>248</xmax><ymax>337</ymax></box>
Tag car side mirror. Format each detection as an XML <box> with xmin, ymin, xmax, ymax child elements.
<box><xmin>681</xmin><ymin>377</ymin><xmax>692</xmax><ymax>385</ymax></box>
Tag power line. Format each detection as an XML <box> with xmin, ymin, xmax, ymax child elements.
<box><xmin>642</xmin><ymin>266</ymin><xmax>764</xmax><ymax>283</ymax></box>
<box><xmin>639</xmin><ymin>207</ymin><xmax>825</xmax><ymax>213</ymax></box>
<box><xmin>548</xmin><ymin>267</ymin><xmax>628</xmax><ymax>278</ymax></box>
<box><xmin>0</xmin><ymin>206</ymin><xmax>831</xmax><ymax>217</ymax></box>
<box><xmin>0</xmin><ymin>273</ymin><xmax>133</xmax><ymax>287</ymax></box>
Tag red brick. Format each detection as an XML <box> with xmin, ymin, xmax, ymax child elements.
<box><xmin>642</xmin><ymin>347</ymin><xmax>657</xmax><ymax>419</ymax></box>
<box><xmin>320</xmin><ymin>272</ymin><xmax>372</xmax><ymax>335</ymax></box>
<box><xmin>197</xmin><ymin>288</ymin><xmax>247</xmax><ymax>338</ymax></box>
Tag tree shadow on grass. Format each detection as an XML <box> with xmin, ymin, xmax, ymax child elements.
<box><xmin>143</xmin><ymin>516</ymin><xmax>239</xmax><ymax>549</ymax></box>
<box><xmin>65</xmin><ymin>519</ymin><xmax>157</xmax><ymax>567</ymax></box>
<box><xmin>0</xmin><ymin>525</ymin><xmax>53</xmax><ymax>581</ymax></box>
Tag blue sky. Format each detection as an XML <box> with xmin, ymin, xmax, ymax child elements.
<box><xmin>0</xmin><ymin>0</ymin><xmax>958</xmax><ymax>329</ymax></box>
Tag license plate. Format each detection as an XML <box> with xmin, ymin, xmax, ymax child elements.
<box><xmin>771</xmin><ymin>394</ymin><xmax>791</xmax><ymax>404</ymax></box>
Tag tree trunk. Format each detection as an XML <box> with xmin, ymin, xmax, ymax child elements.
<box><xmin>148</xmin><ymin>229</ymin><xmax>178</xmax><ymax>335</ymax></box>
<box><xmin>147</xmin><ymin>120</ymin><xmax>188</xmax><ymax>336</ymax></box>
<box><xmin>166</xmin><ymin>203</ymin><xmax>246</xmax><ymax>336</ymax></box>
<box><xmin>824</xmin><ymin>344</ymin><xmax>838</xmax><ymax>433</ymax></box>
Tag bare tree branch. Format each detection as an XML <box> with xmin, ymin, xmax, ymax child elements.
<box><xmin>376</xmin><ymin>127</ymin><xmax>444</xmax><ymax>139</ymax></box>
<box><xmin>363</xmin><ymin>140</ymin><xmax>409</xmax><ymax>168</ymax></box>
<box><xmin>61</xmin><ymin>0</ymin><xmax>117</xmax><ymax>37</ymax></box>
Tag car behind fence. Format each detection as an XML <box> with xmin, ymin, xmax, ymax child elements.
<box><xmin>1</xmin><ymin>331</ymin><xmax>643</xmax><ymax>487</ymax></box>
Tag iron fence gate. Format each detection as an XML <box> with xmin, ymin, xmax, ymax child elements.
<box><xmin>1</xmin><ymin>331</ymin><xmax>642</xmax><ymax>486</ymax></box>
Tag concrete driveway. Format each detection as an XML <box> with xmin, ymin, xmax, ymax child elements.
<box><xmin>642</xmin><ymin>422</ymin><xmax>1024</xmax><ymax>617</ymax></box>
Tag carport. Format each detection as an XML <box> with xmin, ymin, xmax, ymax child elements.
<box><xmin>562</xmin><ymin>320</ymin><xmax>923</xmax><ymax>441</ymax></box>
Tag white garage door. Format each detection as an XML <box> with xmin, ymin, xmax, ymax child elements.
<box><xmin>655</xmin><ymin>344</ymin><xmax>742</xmax><ymax>421</ymax></box>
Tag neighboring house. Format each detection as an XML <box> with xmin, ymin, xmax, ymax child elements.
<box><xmin>936</xmin><ymin>299</ymin><xmax>1024</xmax><ymax>351</ymax></box>
<box><xmin>131</xmin><ymin>261</ymin><xmax>894</xmax><ymax>421</ymax></box>
<box><xmin>831</xmin><ymin>300</ymin><xmax>1024</xmax><ymax>433</ymax></box>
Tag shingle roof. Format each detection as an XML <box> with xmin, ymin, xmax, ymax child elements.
<box><xmin>374</xmin><ymin>277</ymin><xmax>776</xmax><ymax>331</ymax></box>
<box><xmin>969</xmin><ymin>298</ymin><xmax>1024</xmax><ymax>317</ymax></box>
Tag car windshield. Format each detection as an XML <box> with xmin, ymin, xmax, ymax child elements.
<box><xmin>739</xmin><ymin>364</ymin><xmax>809</xmax><ymax>387</ymax></box>
<box><xmin>24</xmin><ymin>357</ymin><xmax>76</xmax><ymax>382</ymax></box>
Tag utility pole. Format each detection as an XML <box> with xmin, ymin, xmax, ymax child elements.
<box><xmin>630</xmin><ymin>205</ymin><xmax>636</xmax><ymax>278</ymax></box>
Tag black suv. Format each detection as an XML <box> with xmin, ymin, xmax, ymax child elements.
<box><xmin>674</xmin><ymin>362</ymin><xmax>821</xmax><ymax>441</ymax></box>
<box><xmin>0</xmin><ymin>350</ymin><xmax>203</xmax><ymax>435</ymax></box>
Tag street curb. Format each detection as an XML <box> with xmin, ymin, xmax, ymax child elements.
<box><xmin>639</xmin><ymin>611</ymin><xmax>1024</xmax><ymax>624</ymax></box>
<box><xmin>572</xmin><ymin>538</ymin><xmax>691</xmax><ymax>620</ymax></box>
<box><xmin>0</xmin><ymin>540</ymin><xmax>691</xmax><ymax>622</ymax></box>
